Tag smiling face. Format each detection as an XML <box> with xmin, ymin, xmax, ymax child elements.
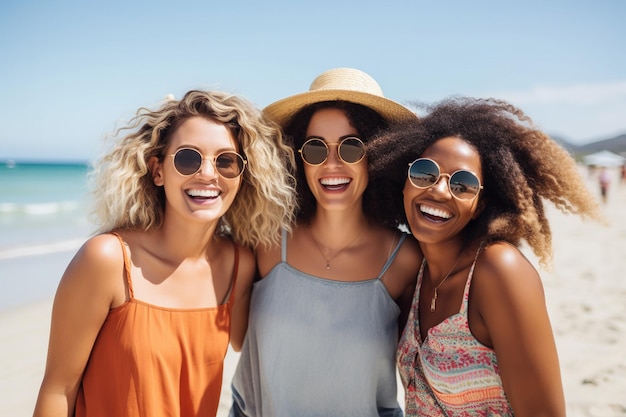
<box><xmin>151</xmin><ymin>116</ymin><xmax>243</xmax><ymax>224</ymax></box>
<box><xmin>303</xmin><ymin>107</ymin><xmax>368</xmax><ymax>213</ymax></box>
<box><xmin>403</xmin><ymin>136</ymin><xmax>484</xmax><ymax>245</ymax></box>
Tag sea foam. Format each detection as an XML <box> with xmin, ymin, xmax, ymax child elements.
<box><xmin>0</xmin><ymin>238</ymin><xmax>85</xmax><ymax>260</ymax></box>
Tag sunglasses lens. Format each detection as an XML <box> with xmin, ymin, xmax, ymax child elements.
<box><xmin>215</xmin><ymin>152</ymin><xmax>245</xmax><ymax>178</ymax></box>
<box><xmin>339</xmin><ymin>137</ymin><xmax>365</xmax><ymax>163</ymax></box>
<box><xmin>408</xmin><ymin>158</ymin><xmax>481</xmax><ymax>200</ymax></box>
<box><xmin>174</xmin><ymin>148</ymin><xmax>202</xmax><ymax>175</ymax></box>
<box><xmin>300</xmin><ymin>139</ymin><xmax>328</xmax><ymax>165</ymax></box>
<box><xmin>408</xmin><ymin>159</ymin><xmax>439</xmax><ymax>188</ymax></box>
<box><xmin>449</xmin><ymin>171</ymin><xmax>481</xmax><ymax>200</ymax></box>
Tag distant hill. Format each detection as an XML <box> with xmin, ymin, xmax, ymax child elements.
<box><xmin>551</xmin><ymin>133</ymin><xmax>626</xmax><ymax>158</ymax></box>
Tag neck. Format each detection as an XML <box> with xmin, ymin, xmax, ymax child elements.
<box><xmin>420</xmin><ymin>240</ymin><xmax>467</xmax><ymax>283</ymax></box>
<box><xmin>155</xmin><ymin>217</ymin><xmax>220</xmax><ymax>260</ymax></box>
<box><xmin>309</xmin><ymin>211</ymin><xmax>368</xmax><ymax>248</ymax></box>
<box><xmin>306</xmin><ymin>211</ymin><xmax>369</xmax><ymax>271</ymax></box>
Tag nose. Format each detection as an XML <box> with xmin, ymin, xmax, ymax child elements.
<box><xmin>324</xmin><ymin>143</ymin><xmax>342</xmax><ymax>165</ymax></box>
<box><xmin>430</xmin><ymin>173</ymin><xmax>453</xmax><ymax>198</ymax></box>
<box><xmin>197</xmin><ymin>158</ymin><xmax>219</xmax><ymax>178</ymax></box>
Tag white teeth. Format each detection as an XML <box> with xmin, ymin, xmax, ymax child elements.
<box><xmin>320</xmin><ymin>177</ymin><xmax>350</xmax><ymax>186</ymax></box>
<box><xmin>187</xmin><ymin>189</ymin><xmax>219</xmax><ymax>198</ymax></box>
<box><xmin>420</xmin><ymin>204</ymin><xmax>452</xmax><ymax>219</ymax></box>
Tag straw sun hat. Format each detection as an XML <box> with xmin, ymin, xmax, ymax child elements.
<box><xmin>263</xmin><ymin>67</ymin><xmax>417</xmax><ymax>127</ymax></box>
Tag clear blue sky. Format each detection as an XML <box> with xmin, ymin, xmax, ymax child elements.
<box><xmin>1</xmin><ymin>0</ymin><xmax>624</xmax><ymax>162</ymax></box>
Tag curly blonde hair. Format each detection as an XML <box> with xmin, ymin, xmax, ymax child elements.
<box><xmin>368</xmin><ymin>97</ymin><xmax>604</xmax><ymax>267</ymax></box>
<box><xmin>89</xmin><ymin>89</ymin><xmax>297</xmax><ymax>248</ymax></box>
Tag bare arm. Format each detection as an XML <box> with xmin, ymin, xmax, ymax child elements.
<box><xmin>33</xmin><ymin>235</ymin><xmax>124</xmax><ymax>417</ymax></box>
<box><xmin>380</xmin><ymin>233</ymin><xmax>422</xmax><ymax>336</ymax></box>
<box><xmin>472</xmin><ymin>243</ymin><xmax>566</xmax><ymax>417</ymax></box>
<box><xmin>229</xmin><ymin>244</ymin><xmax>255</xmax><ymax>351</ymax></box>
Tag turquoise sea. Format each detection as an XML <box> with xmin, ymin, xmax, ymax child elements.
<box><xmin>0</xmin><ymin>161</ymin><xmax>95</xmax><ymax>310</ymax></box>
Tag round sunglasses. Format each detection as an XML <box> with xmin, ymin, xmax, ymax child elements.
<box><xmin>298</xmin><ymin>136</ymin><xmax>365</xmax><ymax>166</ymax></box>
<box><xmin>407</xmin><ymin>158</ymin><xmax>483</xmax><ymax>201</ymax></box>
<box><xmin>168</xmin><ymin>147</ymin><xmax>247</xmax><ymax>178</ymax></box>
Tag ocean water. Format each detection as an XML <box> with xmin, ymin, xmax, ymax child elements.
<box><xmin>0</xmin><ymin>161</ymin><xmax>95</xmax><ymax>310</ymax></box>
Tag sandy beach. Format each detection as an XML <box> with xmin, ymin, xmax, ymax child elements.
<box><xmin>1</xmin><ymin>166</ymin><xmax>625</xmax><ymax>417</ymax></box>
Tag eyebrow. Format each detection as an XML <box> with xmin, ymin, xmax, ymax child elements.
<box><xmin>304</xmin><ymin>134</ymin><xmax>361</xmax><ymax>142</ymax></box>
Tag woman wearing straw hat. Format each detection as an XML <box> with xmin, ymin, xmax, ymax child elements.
<box><xmin>229</xmin><ymin>68</ymin><xmax>423</xmax><ymax>416</ymax></box>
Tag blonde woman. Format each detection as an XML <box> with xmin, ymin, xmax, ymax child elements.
<box><xmin>33</xmin><ymin>90</ymin><xmax>296</xmax><ymax>417</ymax></box>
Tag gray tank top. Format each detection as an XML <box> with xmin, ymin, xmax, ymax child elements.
<box><xmin>230</xmin><ymin>229</ymin><xmax>407</xmax><ymax>417</ymax></box>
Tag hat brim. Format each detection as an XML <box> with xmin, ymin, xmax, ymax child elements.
<box><xmin>264</xmin><ymin>89</ymin><xmax>417</xmax><ymax>128</ymax></box>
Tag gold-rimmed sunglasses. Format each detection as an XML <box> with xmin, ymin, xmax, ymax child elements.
<box><xmin>168</xmin><ymin>148</ymin><xmax>247</xmax><ymax>178</ymax></box>
<box><xmin>298</xmin><ymin>136</ymin><xmax>365</xmax><ymax>165</ymax></box>
<box><xmin>407</xmin><ymin>158</ymin><xmax>483</xmax><ymax>201</ymax></box>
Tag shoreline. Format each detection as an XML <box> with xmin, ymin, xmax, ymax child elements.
<box><xmin>0</xmin><ymin>238</ymin><xmax>86</xmax><ymax>261</ymax></box>
<box><xmin>0</xmin><ymin>248</ymin><xmax>80</xmax><ymax>312</ymax></box>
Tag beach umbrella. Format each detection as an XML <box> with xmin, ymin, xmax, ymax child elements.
<box><xmin>582</xmin><ymin>150</ymin><xmax>626</xmax><ymax>167</ymax></box>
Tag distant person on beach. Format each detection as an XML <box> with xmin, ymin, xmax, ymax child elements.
<box><xmin>32</xmin><ymin>90</ymin><xmax>296</xmax><ymax>417</ymax></box>
<box><xmin>599</xmin><ymin>167</ymin><xmax>610</xmax><ymax>203</ymax></box>
<box><xmin>367</xmin><ymin>97</ymin><xmax>603</xmax><ymax>417</ymax></box>
<box><xmin>230</xmin><ymin>68</ymin><xmax>423</xmax><ymax>416</ymax></box>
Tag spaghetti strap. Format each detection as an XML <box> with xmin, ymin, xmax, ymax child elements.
<box><xmin>110</xmin><ymin>232</ymin><xmax>134</xmax><ymax>299</ymax></box>
<box><xmin>224</xmin><ymin>242</ymin><xmax>240</xmax><ymax>306</ymax></box>
<box><xmin>460</xmin><ymin>242</ymin><xmax>486</xmax><ymax>315</ymax></box>
<box><xmin>281</xmin><ymin>228</ymin><xmax>287</xmax><ymax>262</ymax></box>
<box><xmin>377</xmin><ymin>233</ymin><xmax>407</xmax><ymax>279</ymax></box>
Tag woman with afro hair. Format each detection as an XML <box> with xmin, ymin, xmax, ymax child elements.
<box><xmin>367</xmin><ymin>97</ymin><xmax>603</xmax><ymax>417</ymax></box>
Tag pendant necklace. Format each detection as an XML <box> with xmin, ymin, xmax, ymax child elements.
<box><xmin>309</xmin><ymin>227</ymin><xmax>365</xmax><ymax>270</ymax></box>
<box><xmin>429</xmin><ymin>252</ymin><xmax>463</xmax><ymax>312</ymax></box>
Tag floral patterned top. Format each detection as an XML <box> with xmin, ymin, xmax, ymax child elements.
<box><xmin>397</xmin><ymin>247</ymin><xmax>514</xmax><ymax>416</ymax></box>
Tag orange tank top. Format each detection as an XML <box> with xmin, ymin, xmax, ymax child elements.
<box><xmin>75</xmin><ymin>233</ymin><xmax>238</xmax><ymax>417</ymax></box>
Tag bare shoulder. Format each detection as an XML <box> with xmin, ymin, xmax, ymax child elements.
<box><xmin>475</xmin><ymin>242</ymin><xmax>541</xmax><ymax>289</ymax></box>
<box><xmin>393</xmin><ymin>232</ymin><xmax>423</xmax><ymax>276</ymax></box>
<box><xmin>236</xmin><ymin>242</ymin><xmax>255</xmax><ymax>264</ymax></box>
<box><xmin>381</xmin><ymin>230</ymin><xmax>422</xmax><ymax>300</ymax></box>
<box><xmin>397</xmin><ymin>232</ymin><xmax>422</xmax><ymax>259</ymax></box>
<box><xmin>57</xmin><ymin>232</ymin><xmax>127</xmax><ymax>309</ymax></box>
<box><xmin>255</xmin><ymin>232</ymin><xmax>283</xmax><ymax>278</ymax></box>
<box><xmin>212</xmin><ymin>236</ymin><xmax>255</xmax><ymax>278</ymax></box>
<box><xmin>67</xmin><ymin>233</ymin><xmax>126</xmax><ymax>282</ymax></box>
<box><xmin>80</xmin><ymin>232</ymin><xmax>125</xmax><ymax>258</ymax></box>
<box><xmin>472</xmin><ymin>241</ymin><xmax>545</xmax><ymax>315</ymax></box>
<box><xmin>469</xmin><ymin>241</ymin><xmax>548</xmax><ymax>348</ymax></box>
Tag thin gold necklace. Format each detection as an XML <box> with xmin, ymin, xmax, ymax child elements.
<box><xmin>309</xmin><ymin>226</ymin><xmax>365</xmax><ymax>270</ymax></box>
<box><xmin>429</xmin><ymin>253</ymin><xmax>463</xmax><ymax>312</ymax></box>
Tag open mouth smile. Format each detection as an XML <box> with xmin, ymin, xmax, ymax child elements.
<box><xmin>419</xmin><ymin>204</ymin><xmax>452</xmax><ymax>221</ymax></box>
<box><xmin>320</xmin><ymin>177</ymin><xmax>351</xmax><ymax>191</ymax></box>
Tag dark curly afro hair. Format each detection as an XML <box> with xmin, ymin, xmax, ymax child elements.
<box><xmin>367</xmin><ymin>96</ymin><xmax>603</xmax><ymax>266</ymax></box>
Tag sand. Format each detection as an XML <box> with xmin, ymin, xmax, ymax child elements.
<box><xmin>1</xmin><ymin>166</ymin><xmax>624</xmax><ymax>417</ymax></box>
